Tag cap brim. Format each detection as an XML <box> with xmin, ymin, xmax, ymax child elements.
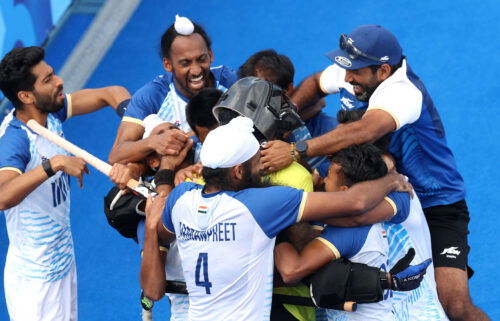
<box><xmin>325</xmin><ymin>49</ymin><xmax>374</xmax><ymax>70</ymax></box>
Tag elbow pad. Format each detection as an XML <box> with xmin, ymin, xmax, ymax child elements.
<box><xmin>310</xmin><ymin>258</ymin><xmax>385</xmax><ymax>309</ymax></box>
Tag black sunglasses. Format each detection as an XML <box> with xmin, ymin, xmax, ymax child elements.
<box><xmin>339</xmin><ymin>34</ymin><xmax>385</xmax><ymax>63</ymax></box>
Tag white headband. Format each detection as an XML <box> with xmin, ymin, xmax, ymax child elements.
<box><xmin>174</xmin><ymin>14</ymin><xmax>194</xmax><ymax>35</ymax></box>
<box><xmin>142</xmin><ymin>114</ymin><xmax>168</xmax><ymax>139</ymax></box>
<box><xmin>200</xmin><ymin>116</ymin><xmax>260</xmax><ymax>169</ymax></box>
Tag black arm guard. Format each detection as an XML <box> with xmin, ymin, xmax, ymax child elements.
<box><xmin>310</xmin><ymin>258</ymin><xmax>385</xmax><ymax>309</ymax></box>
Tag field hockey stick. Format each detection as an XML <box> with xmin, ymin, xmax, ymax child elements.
<box><xmin>27</xmin><ymin>119</ymin><xmax>154</xmax><ymax>198</ymax></box>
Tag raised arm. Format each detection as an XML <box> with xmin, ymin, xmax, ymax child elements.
<box><xmin>70</xmin><ymin>86</ymin><xmax>131</xmax><ymax>116</ymax></box>
<box><xmin>291</xmin><ymin>72</ymin><xmax>326</xmax><ymax>110</ymax></box>
<box><xmin>140</xmin><ymin>194</ymin><xmax>174</xmax><ymax>301</ymax></box>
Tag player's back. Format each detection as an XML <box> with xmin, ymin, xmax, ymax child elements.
<box><xmin>385</xmin><ymin>195</ymin><xmax>448</xmax><ymax>320</ymax></box>
<box><xmin>162</xmin><ymin>182</ymin><xmax>304</xmax><ymax>321</ymax></box>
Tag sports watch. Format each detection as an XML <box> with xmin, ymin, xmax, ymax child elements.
<box><xmin>295</xmin><ymin>141</ymin><xmax>308</xmax><ymax>159</ymax></box>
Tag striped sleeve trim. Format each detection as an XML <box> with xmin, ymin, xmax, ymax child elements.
<box><xmin>122</xmin><ymin>116</ymin><xmax>144</xmax><ymax>126</ymax></box>
<box><xmin>384</xmin><ymin>196</ymin><xmax>397</xmax><ymax>216</ymax></box>
<box><xmin>296</xmin><ymin>192</ymin><xmax>308</xmax><ymax>222</ymax></box>
<box><xmin>162</xmin><ymin>223</ymin><xmax>175</xmax><ymax>235</ymax></box>
<box><xmin>367</xmin><ymin>106</ymin><xmax>400</xmax><ymax>130</ymax></box>
<box><xmin>316</xmin><ymin>237</ymin><xmax>341</xmax><ymax>259</ymax></box>
<box><xmin>311</xmin><ymin>225</ymin><xmax>325</xmax><ymax>231</ymax></box>
<box><xmin>0</xmin><ymin>167</ymin><xmax>22</xmax><ymax>174</ymax></box>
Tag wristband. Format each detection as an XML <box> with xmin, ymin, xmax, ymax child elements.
<box><xmin>154</xmin><ymin>169</ymin><xmax>175</xmax><ymax>186</ymax></box>
<box><xmin>42</xmin><ymin>159</ymin><xmax>56</xmax><ymax>178</ymax></box>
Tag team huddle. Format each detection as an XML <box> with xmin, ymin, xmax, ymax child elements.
<box><xmin>0</xmin><ymin>14</ymin><xmax>489</xmax><ymax>321</ymax></box>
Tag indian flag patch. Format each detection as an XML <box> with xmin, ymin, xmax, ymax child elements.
<box><xmin>381</xmin><ymin>230</ymin><xmax>387</xmax><ymax>238</ymax></box>
<box><xmin>198</xmin><ymin>205</ymin><xmax>208</xmax><ymax>214</ymax></box>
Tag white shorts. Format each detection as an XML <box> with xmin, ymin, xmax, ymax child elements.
<box><xmin>167</xmin><ymin>293</ymin><xmax>189</xmax><ymax>321</ymax></box>
<box><xmin>4</xmin><ymin>263</ymin><xmax>77</xmax><ymax>321</ymax></box>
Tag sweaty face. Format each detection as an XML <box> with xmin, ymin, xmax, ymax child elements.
<box><xmin>324</xmin><ymin>163</ymin><xmax>346</xmax><ymax>192</ymax></box>
<box><xmin>30</xmin><ymin>61</ymin><xmax>65</xmax><ymax>113</ymax></box>
<box><xmin>164</xmin><ymin>33</ymin><xmax>213</xmax><ymax>99</ymax></box>
<box><xmin>345</xmin><ymin>67</ymin><xmax>381</xmax><ymax>102</ymax></box>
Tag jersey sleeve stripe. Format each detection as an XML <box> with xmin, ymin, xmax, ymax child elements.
<box><xmin>122</xmin><ymin>116</ymin><xmax>144</xmax><ymax>126</ymax></box>
<box><xmin>311</xmin><ymin>225</ymin><xmax>324</xmax><ymax>231</ymax></box>
<box><xmin>66</xmin><ymin>94</ymin><xmax>73</xmax><ymax>119</ymax></box>
<box><xmin>316</xmin><ymin>237</ymin><xmax>341</xmax><ymax>258</ymax></box>
<box><xmin>367</xmin><ymin>106</ymin><xmax>401</xmax><ymax>130</ymax></box>
<box><xmin>384</xmin><ymin>196</ymin><xmax>397</xmax><ymax>216</ymax></box>
<box><xmin>162</xmin><ymin>223</ymin><xmax>175</xmax><ymax>234</ymax></box>
<box><xmin>296</xmin><ymin>192</ymin><xmax>308</xmax><ymax>222</ymax></box>
<box><xmin>0</xmin><ymin>167</ymin><xmax>22</xmax><ymax>174</ymax></box>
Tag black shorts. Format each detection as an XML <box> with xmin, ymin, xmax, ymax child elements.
<box><xmin>423</xmin><ymin>199</ymin><xmax>470</xmax><ymax>271</ymax></box>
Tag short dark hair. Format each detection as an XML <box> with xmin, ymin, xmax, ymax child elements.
<box><xmin>328</xmin><ymin>144</ymin><xmax>387</xmax><ymax>187</ymax></box>
<box><xmin>0</xmin><ymin>46</ymin><xmax>44</xmax><ymax>109</ymax></box>
<box><xmin>238</xmin><ymin>49</ymin><xmax>294</xmax><ymax>90</ymax></box>
<box><xmin>160</xmin><ymin>23</ymin><xmax>212</xmax><ymax>58</ymax></box>
<box><xmin>336</xmin><ymin>109</ymin><xmax>392</xmax><ymax>152</ymax></box>
<box><xmin>186</xmin><ymin>88</ymin><xmax>222</xmax><ymax>134</ymax></box>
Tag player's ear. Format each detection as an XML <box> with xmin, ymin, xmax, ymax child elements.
<box><xmin>163</xmin><ymin>57</ymin><xmax>173</xmax><ymax>73</ymax></box>
<box><xmin>17</xmin><ymin>90</ymin><xmax>34</xmax><ymax>105</ymax></box>
<box><xmin>146</xmin><ymin>155</ymin><xmax>161</xmax><ymax>170</ymax></box>
<box><xmin>339</xmin><ymin>185</ymin><xmax>349</xmax><ymax>192</ymax></box>
<box><xmin>232</xmin><ymin>164</ymin><xmax>244</xmax><ymax>181</ymax></box>
<box><xmin>377</xmin><ymin>64</ymin><xmax>392</xmax><ymax>81</ymax></box>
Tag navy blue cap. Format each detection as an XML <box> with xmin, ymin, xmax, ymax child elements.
<box><xmin>325</xmin><ymin>25</ymin><xmax>402</xmax><ymax>70</ymax></box>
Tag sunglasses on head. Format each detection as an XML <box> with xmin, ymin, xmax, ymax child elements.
<box><xmin>339</xmin><ymin>34</ymin><xmax>385</xmax><ymax>63</ymax></box>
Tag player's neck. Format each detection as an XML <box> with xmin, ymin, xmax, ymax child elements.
<box><xmin>15</xmin><ymin>106</ymin><xmax>48</xmax><ymax>127</ymax></box>
<box><xmin>203</xmin><ymin>184</ymin><xmax>221</xmax><ymax>194</ymax></box>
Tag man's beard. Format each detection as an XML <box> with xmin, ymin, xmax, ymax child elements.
<box><xmin>352</xmin><ymin>82</ymin><xmax>378</xmax><ymax>102</ymax></box>
<box><xmin>236</xmin><ymin>161</ymin><xmax>270</xmax><ymax>189</ymax></box>
<box><xmin>34</xmin><ymin>90</ymin><xmax>64</xmax><ymax>113</ymax></box>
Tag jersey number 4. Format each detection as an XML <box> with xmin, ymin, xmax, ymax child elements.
<box><xmin>195</xmin><ymin>253</ymin><xmax>212</xmax><ymax>294</ymax></box>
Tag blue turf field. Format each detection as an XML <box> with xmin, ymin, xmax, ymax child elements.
<box><xmin>1</xmin><ymin>0</ymin><xmax>500</xmax><ymax>320</ymax></box>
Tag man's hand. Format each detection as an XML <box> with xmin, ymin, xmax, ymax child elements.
<box><xmin>390</xmin><ymin>173</ymin><xmax>414</xmax><ymax>198</ymax></box>
<box><xmin>159</xmin><ymin>139</ymin><xmax>194</xmax><ymax>170</ymax></box>
<box><xmin>145</xmin><ymin>195</ymin><xmax>166</xmax><ymax>230</ymax></box>
<box><xmin>109</xmin><ymin>163</ymin><xmax>136</xmax><ymax>190</ymax></box>
<box><xmin>389</xmin><ymin>248</ymin><xmax>432</xmax><ymax>291</ymax></box>
<box><xmin>174</xmin><ymin>163</ymin><xmax>203</xmax><ymax>185</ymax></box>
<box><xmin>146</xmin><ymin>129</ymin><xmax>188</xmax><ymax>156</ymax></box>
<box><xmin>50</xmin><ymin>155</ymin><xmax>89</xmax><ymax>188</ymax></box>
<box><xmin>260</xmin><ymin>140</ymin><xmax>294</xmax><ymax>173</ymax></box>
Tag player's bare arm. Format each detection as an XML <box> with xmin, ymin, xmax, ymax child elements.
<box><xmin>306</xmin><ymin>109</ymin><xmax>396</xmax><ymax>157</ymax></box>
<box><xmin>70</xmin><ymin>86</ymin><xmax>131</xmax><ymax>116</ymax></box>
<box><xmin>260</xmin><ymin>109</ymin><xmax>396</xmax><ymax>172</ymax></box>
<box><xmin>140</xmin><ymin>195</ymin><xmax>171</xmax><ymax>301</ymax></box>
<box><xmin>290</xmin><ymin>72</ymin><xmax>325</xmax><ymax>110</ymax></box>
<box><xmin>274</xmin><ymin>239</ymin><xmax>335</xmax><ymax>284</ymax></box>
<box><xmin>321</xmin><ymin>197</ymin><xmax>398</xmax><ymax>227</ymax></box>
<box><xmin>0</xmin><ymin>155</ymin><xmax>88</xmax><ymax>210</ymax></box>
<box><xmin>108</xmin><ymin>121</ymin><xmax>188</xmax><ymax>164</ymax></box>
<box><xmin>301</xmin><ymin>172</ymin><xmax>410</xmax><ymax>221</ymax></box>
